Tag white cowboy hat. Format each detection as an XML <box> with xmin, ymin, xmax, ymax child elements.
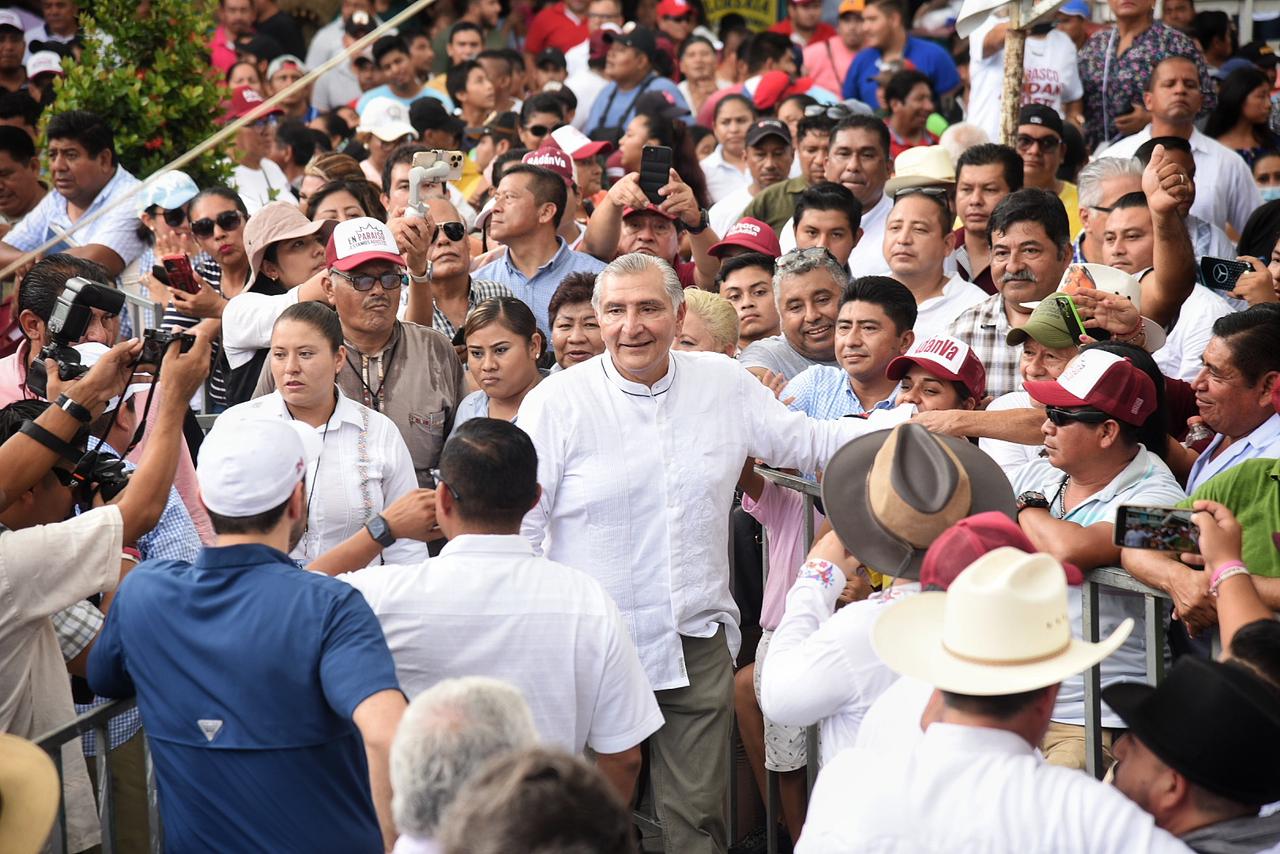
<box><xmin>0</xmin><ymin>733</ymin><xmax>60</xmax><ymax>854</ymax></box>
<box><xmin>872</xmin><ymin>548</ymin><xmax>1133</xmax><ymax>696</ymax></box>
<box><xmin>884</xmin><ymin>145</ymin><xmax>956</xmax><ymax>196</ymax></box>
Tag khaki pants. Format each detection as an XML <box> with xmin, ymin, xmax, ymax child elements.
<box><xmin>85</xmin><ymin>729</ymin><xmax>151</xmax><ymax>854</ymax></box>
<box><xmin>1041</xmin><ymin>720</ymin><xmax>1120</xmax><ymax>771</ymax></box>
<box><xmin>648</xmin><ymin>628</ymin><xmax>733</xmax><ymax>854</ymax></box>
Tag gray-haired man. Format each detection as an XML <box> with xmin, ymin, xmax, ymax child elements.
<box><xmin>518</xmin><ymin>252</ymin><xmax>911</xmax><ymax>854</ymax></box>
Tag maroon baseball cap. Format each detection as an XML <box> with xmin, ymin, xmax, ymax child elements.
<box><xmin>622</xmin><ymin>205</ymin><xmax>677</xmax><ymax>220</ymax></box>
<box><xmin>709</xmin><ymin>217</ymin><xmax>781</xmax><ymax>258</ymax></box>
<box><xmin>522</xmin><ymin>144</ymin><xmax>575</xmax><ymax>188</ymax></box>
<box><xmin>885</xmin><ymin>335</ymin><xmax>986</xmax><ymax>401</ymax></box>
<box><xmin>921</xmin><ymin>512</ymin><xmax>1084</xmax><ymax>588</ymax></box>
<box><xmin>1024</xmin><ymin>348</ymin><xmax>1157</xmax><ymax>426</ymax></box>
<box><xmin>220</xmin><ymin>86</ymin><xmax>283</xmax><ymax>125</ymax></box>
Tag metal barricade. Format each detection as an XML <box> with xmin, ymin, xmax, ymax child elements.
<box><xmin>753</xmin><ymin>466</ymin><xmax>822</xmax><ymax>854</ymax></box>
<box><xmin>35</xmin><ymin>697</ymin><xmax>163</xmax><ymax>854</ymax></box>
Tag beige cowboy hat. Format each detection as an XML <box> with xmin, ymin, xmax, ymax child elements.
<box><xmin>884</xmin><ymin>145</ymin><xmax>956</xmax><ymax>196</ymax></box>
<box><xmin>820</xmin><ymin>423</ymin><xmax>1015</xmax><ymax>580</ymax></box>
<box><xmin>872</xmin><ymin>548</ymin><xmax>1134</xmax><ymax>696</ymax></box>
<box><xmin>0</xmin><ymin>733</ymin><xmax>61</xmax><ymax>854</ymax></box>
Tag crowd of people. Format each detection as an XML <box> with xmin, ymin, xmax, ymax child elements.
<box><xmin>2</xmin><ymin>0</ymin><xmax>1280</xmax><ymax>852</ymax></box>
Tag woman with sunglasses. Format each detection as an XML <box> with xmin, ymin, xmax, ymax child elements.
<box><xmin>221</xmin><ymin>300</ymin><xmax>427</xmax><ymax>566</ymax></box>
<box><xmin>405</xmin><ymin>196</ymin><xmax>512</xmax><ymax>339</ymax></box>
<box><xmin>518</xmin><ymin>92</ymin><xmax>568</xmax><ymax>151</ymax></box>
<box><xmin>451</xmin><ymin>297</ymin><xmax>546</xmax><ymax>436</ymax></box>
<box><xmin>133</xmin><ymin>170</ymin><xmax>201</xmax><ymax>299</ymax></box>
<box><xmin>304</xmin><ymin>178</ymin><xmax>388</xmax><ymax>224</ymax></box>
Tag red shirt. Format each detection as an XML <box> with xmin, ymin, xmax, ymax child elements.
<box><xmin>887</xmin><ymin>123</ymin><xmax>938</xmax><ymax>160</ymax></box>
<box><xmin>525</xmin><ymin>3</ymin><xmax>589</xmax><ymax>54</ymax></box>
<box><xmin>767</xmin><ymin>19</ymin><xmax>837</xmax><ymax>47</ymax></box>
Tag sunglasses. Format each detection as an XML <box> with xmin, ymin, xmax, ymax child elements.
<box><xmin>1044</xmin><ymin>406</ymin><xmax>1112</xmax><ymax>427</ymax></box>
<box><xmin>332</xmin><ymin>269</ymin><xmax>407</xmax><ymax>292</ymax></box>
<box><xmin>429</xmin><ymin>467</ymin><xmax>461</xmax><ymax>502</ymax></box>
<box><xmin>894</xmin><ymin>185</ymin><xmax>950</xmax><ymax>201</ymax></box>
<box><xmin>803</xmin><ymin>103</ymin><xmax>853</xmax><ymax>120</ymax></box>
<box><xmin>253</xmin><ymin>115</ymin><xmax>280</xmax><ymax>130</ymax></box>
<box><xmin>1015</xmin><ymin>133</ymin><xmax>1061</xmax><ymax>154</ymax></box>
<box><xmin>190</xmin><ymin>210</ymin><xmax>245</xmax><ymax>238</ymax></box>
<box><xmin>779</xmin><ymin>246</ymin><xmax>838</xmax><ymax>265</ymax></box>
<box><xmin>526</xmin><ymin>123</ymin><xmax>562</xmax><ymax>138</ymax></box>
<box><xmin>149</xmin><ymin>207</ymin><xmax>188</xmax><ymax>228</ymax></box>
<box><xmin>432</xmin><ymin>221</ymin><xmax>467</xmax><ymax>243</ymax></box>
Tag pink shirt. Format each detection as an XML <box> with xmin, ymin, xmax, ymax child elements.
<box><xmin>210</xmin><ymin>26</ymin><xmax>238</xmax><ymax>73</ymax></box>
<box><xmin>0</xmin><ymin>340</ymin><xmax>35</xmax><ymax>407</ymax></box>
<box><xmin>743</xmin><ymin>479</ymin><xmax>824</xmax><ymax>631</ymax></box>
<box><xmin>804</xmin><ymin>36</ymin><xmax>856</xmax><ymax>97</ymax></box>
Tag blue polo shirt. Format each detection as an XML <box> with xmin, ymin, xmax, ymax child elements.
<box><xmin>472</xmin><ymin>237</ymin><xmax>605</xmax><ymax>346</ymax></box>
<box><xmin>842</xmin><ymin>37</ymin><xmax>962</xmax><ymax>104</ymax></box>
<box><xmin>88</xmin><ymin>543</ymin><xmax>401</xmax><ymax>854</ymax></box>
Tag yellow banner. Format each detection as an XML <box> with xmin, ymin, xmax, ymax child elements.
<box><xmin>703</xmin><ymin>0</ymin><xmax>781</xmax><ymax>33</ymax></box>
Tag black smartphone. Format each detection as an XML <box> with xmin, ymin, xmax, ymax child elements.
<box><xmin>1200</xmin><ymin>256</ymin><xmax>1251</xmax><ymax>292</ymax></box>
<box><xmin>639</xmin><ymin>145</ymin><xmax>673</xmax><ymax>206</ymax></box>
<box><xmin>1113</xmin><ymin>504</ymin><xmax>1200</xmax><ymax>554</ymax></box>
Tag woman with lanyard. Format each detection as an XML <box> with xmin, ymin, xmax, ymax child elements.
<box><xmin>220</xmin><ymin>301</ymin><xmax>427</xmax><ymax>565</ymax></box>
<box><xmin>451</xmin><ymin>297</ymin><xmax>546</xmax><ymax>436</ymax></box>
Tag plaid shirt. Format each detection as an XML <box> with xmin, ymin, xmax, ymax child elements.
<box><xmin>430</xmin><ymin>279</ymin><xmax>513</xmax><ymax>340</ymax></box>
<box><xmin>52</xmin><ymin>601</ymin><xmax>141</xmax><ymax>754</ymax></box>
<box><xmin>946</xmin><ymin>294</ymin><xmax>1023</xmax><ymax>400</ymax></box>
<box><xmin>1078</xmin><ymin>22</ymin><xmax>1214</xmax><ymax>150</ymax></box>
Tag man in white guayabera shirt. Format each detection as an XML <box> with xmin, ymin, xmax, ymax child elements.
<box><xmin>517</xmin><ymin>251</ymin><xmax>910</xmax><ymax>854</ymax></box>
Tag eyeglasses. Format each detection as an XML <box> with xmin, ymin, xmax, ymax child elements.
<box><xmin>1015</xmin><ymin>133</ymin><xmax>1061</xmax><ymax>154</ymax></box>
<box><xmin>1088</xmin><ymin>204</ymin><xmax>1115</xmax><ymax>214</ymax></box>
<box><xmin>429</xmin><ymin>468</ymin><xmax>461</xmax><ymax>502</ymax></box>
<box><xmin>253</xmin><ymin>115</ymin><xmax>279</xmax><ymax>130</ymax></box>
<box><xmin>332</xmin><ymin>269</ymin><xmax>407</xmax><ymax>291</ymax></box>
<box><xmin>778</xmin><ymin>246</ymin><xmax>838</xmax><ymax>265</ymax></box>
<box><xmin>432</xmin><ymin>221</ymin><xmax>467</xmax><ymax>243</ymax></box>
<box><xmin>1044</xmin><ymin>406</ymin><xmax>1112</xmax><ymax>427</ymax></box>
<box><xmin>803</xmin><ymin>103</ymin><xmax>853</xmax><ymax>120</ymax></box>
<box><xmin>190</xmin><ymin>210</ymin><xmax>245</xmax><ymax>238</ymax></box>
<box><xmin>526</xmin><ymin>123</ymin><xmax>563</xmax><ymax>138</ymax></box>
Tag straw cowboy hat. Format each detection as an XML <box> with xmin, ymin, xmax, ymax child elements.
<box><xmin>0</xmin><ymin>733</ymin><xmax>60</xmax><ymax>854</ymax></box>
<box><xmin>820</xmin><ymin>423</ymin><xmax>1015</xmax><ymax>580</ymax></box>
<box><xmin>872</xmin><ymin>548</ymin><xmax>1133</xmax><ymax>696</ymax></box>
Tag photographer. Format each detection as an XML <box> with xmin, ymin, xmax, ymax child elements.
<box><xmin>0</xmin><ymin>332</ymin><xmax>210</xmax><ymax>854</ymax></box>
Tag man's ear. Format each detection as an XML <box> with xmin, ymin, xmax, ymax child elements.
<box><xmin>17</xmin><ymin>309</ymin><xmax>45</xmax><ymax>345</ymax></box>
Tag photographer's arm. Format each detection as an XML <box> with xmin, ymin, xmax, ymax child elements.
<box><xmin>0</xmin><ymin>340</ymin><xmax>142</xmax><ymax>512</ymax></box>
<box><xmin>66</xmin><ymin>245</ymin><xmax>126</xmax><ymax>279</ymax></box>
<box><xmin>113</xmin><ymin>336</ymin><xmax>211</xmax><ymax>544</ymax></box>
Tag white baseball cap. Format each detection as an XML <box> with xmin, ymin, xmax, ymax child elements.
<box><xmin>357</xmin><ymin>97</ymin><xmax>417</xmax><ymax>143</ymax></box>
<box><xmin>0</xmin><ymin>10</ymin><xmax>22</xmax><ymax>32</ymax></box>
<box><xmin>72</xmin><ymin>343</ymin><xmax>151</xmax><ymax>413</ymax></box>
<box><xmin>325</xmin><ymin>217</ymin><xmax>406</xmax><ymax>271</ymax></box>
<box><xmin>197</xmin><ymin>418</ymin><xmax>320</xmax><ymax>517</ymax></box>
<box><xmin>25</xmin><ymin>51</ymin><xmax>62</xmax><ymax>80</ymax></box>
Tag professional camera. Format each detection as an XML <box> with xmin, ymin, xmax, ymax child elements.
<box><xmin>139</xmin><ymin>328</ymin><xmax>196</xmax><ymax>372</ymax></box>
<box><xmin>25</xmin><ymin>277</ymin><xmax>127</xmax><ymax>399</ymax></box>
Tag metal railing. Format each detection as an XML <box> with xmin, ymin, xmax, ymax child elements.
<box><xmin>754</xmin><ymin>466</ymin><xmax>822</xmax><ymax>854</ymax></box>
<box><xmin>35</xmin><ymin>697</ymin><xmax>163</xmax><ymax>854</ymax></box>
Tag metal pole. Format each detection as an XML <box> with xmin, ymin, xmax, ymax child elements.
<box><xmin>1082</xmin><ymin>578</ymin><xmax>1105</xmax><ymax>779</ymax></box>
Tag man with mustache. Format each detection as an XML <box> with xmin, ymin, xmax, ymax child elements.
<box><xmin>945</xmin><ymin>189</ymin><xmax>1074</xmax><ymax>399</ymax></box>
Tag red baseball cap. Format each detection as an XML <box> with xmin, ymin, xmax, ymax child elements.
<box><xmin>325</xmin><ymin>217</ymin><xmax>406</xmax><ymax>272</ymax></box>
<box><xmin>753</xmin><ymin>71</ymin><xmax>816</xmax><ymax>112</ymax></box>
<box><xmin>1024</xmin><ymin>348</ymin><xmax>1157</xmax><ymax>426</ymax></box>
<box><xmin>657</xmin><ymin>0</ymin><xmax>693</xmax><ymax>16</ymax></box>
<box><xmin>709</xmin><ymin>217</ymin><xmax>781</xmax><ymax>258</ymax></box>
<box><xmin>220</xmin><ymin>86</ymin><xmax>283</xmax><ymax>125</ymax></box>
<box><xmin>921</xmin><ymin>512</ymin><xmax>1084</xmax><ymax>588</ymax></box>
<box><xmin>885</xmin><ymin>335</ymin><xmax>986</xmax><ymax>401</ymax></box>
<box><xmin>522</xmin><ymin>144</ymin><xmax>575</xmax><ymax>188</ymax></box>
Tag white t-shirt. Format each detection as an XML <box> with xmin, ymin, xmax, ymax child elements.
<box><xmin>708</xmin><ymin>185</ymin><xmax>755</xmax><ymax>240</ymax></box>
<box><xmin>232</xmin><ymin>159</ymin><xmax>299</xmax><ymax>215</ymax></box>
<box><xmin>980</xmin><ymin>390</ymin><xmax>1044</xmax><ymax>475</ymax></box>
<box><xmin>968</xmin><ymin>21</ymin><xmax>1082</xmax><ymax>143</ymax></box>
<box><xmin>341</xmin><ymin>533</ymin><xmax>664</xmax><ymax>754</ymax></box>
<box><xmin>914</xmin><ymin>274</ymin><xmax>990</xmax><ymax>340</ymax></box>
<box><xmin>700</xmin><ymin>146</ymin><xmax>751</xmax><ymax>205</ymax></box>
<box><xmin>779</xmin><ymin>193</ymin><xmax>893</xmax><ymax>277</ymax></box>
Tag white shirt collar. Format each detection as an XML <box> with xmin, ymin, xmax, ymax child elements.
<box><xmin>922</xmin><ymin>722</ymin><xmax>1038</xmax><ymax>757</ymax></box>
<box><xmin>439</xmin><ymin>533</ymin><xmax>535</xmax><ymax>557</ymax></box>
<box><xmin>600</xmin><ymin>350</ymin><xmax>677</xmax><ymax>396</ymax></box>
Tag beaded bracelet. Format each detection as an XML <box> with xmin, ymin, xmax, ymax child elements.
<box><xmin>1210</xmin><ymin>566</ymin><xmax>1250</xmax><ymax>598</ymax></box>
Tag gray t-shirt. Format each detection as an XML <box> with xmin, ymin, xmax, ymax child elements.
<box><xmin>738</xmin><ymin>334</ymin><xmax>838</xmax><ymax>380</ymax></box>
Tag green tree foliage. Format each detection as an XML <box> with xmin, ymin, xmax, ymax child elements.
<box><xmin>43</xmin><ymin>0</ymin><xmax>232</xmax><ymax>186</ymax></box>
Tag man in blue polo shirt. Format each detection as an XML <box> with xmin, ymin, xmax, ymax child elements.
<box><xmin>88</xmin><ymin>418</ymin><xmax>408</xmax><ymax>853</ymax></box>
<box><xmin>841</xmin><ymin>0</ymin><xmax>960</xmax><ymax>105</ymax></box>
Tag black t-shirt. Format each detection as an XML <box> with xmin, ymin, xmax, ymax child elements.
<box><xmin>256</xmin><ymin>11</ymin><xmax>305</xmax><ymax>60</ymax></box>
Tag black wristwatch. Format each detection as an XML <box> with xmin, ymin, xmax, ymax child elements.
<box><xmin>365</xmin><ymin>513</ymin><xmax>397</xmax><ymax>548</ymax></box>
<box><xmin>56</xmin><ymin>394</ymin><xmax>92</xmax><ymax>424</ymax></box>
<box><xmin>683</xmin><ymin>208</ymin><xmax>710</xmax><ymax>235</ymax></box>
<box><xmin>1016</xmin><ymin>491</ymin><xmax>1050</xmax><ymax>514</ymax></box>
